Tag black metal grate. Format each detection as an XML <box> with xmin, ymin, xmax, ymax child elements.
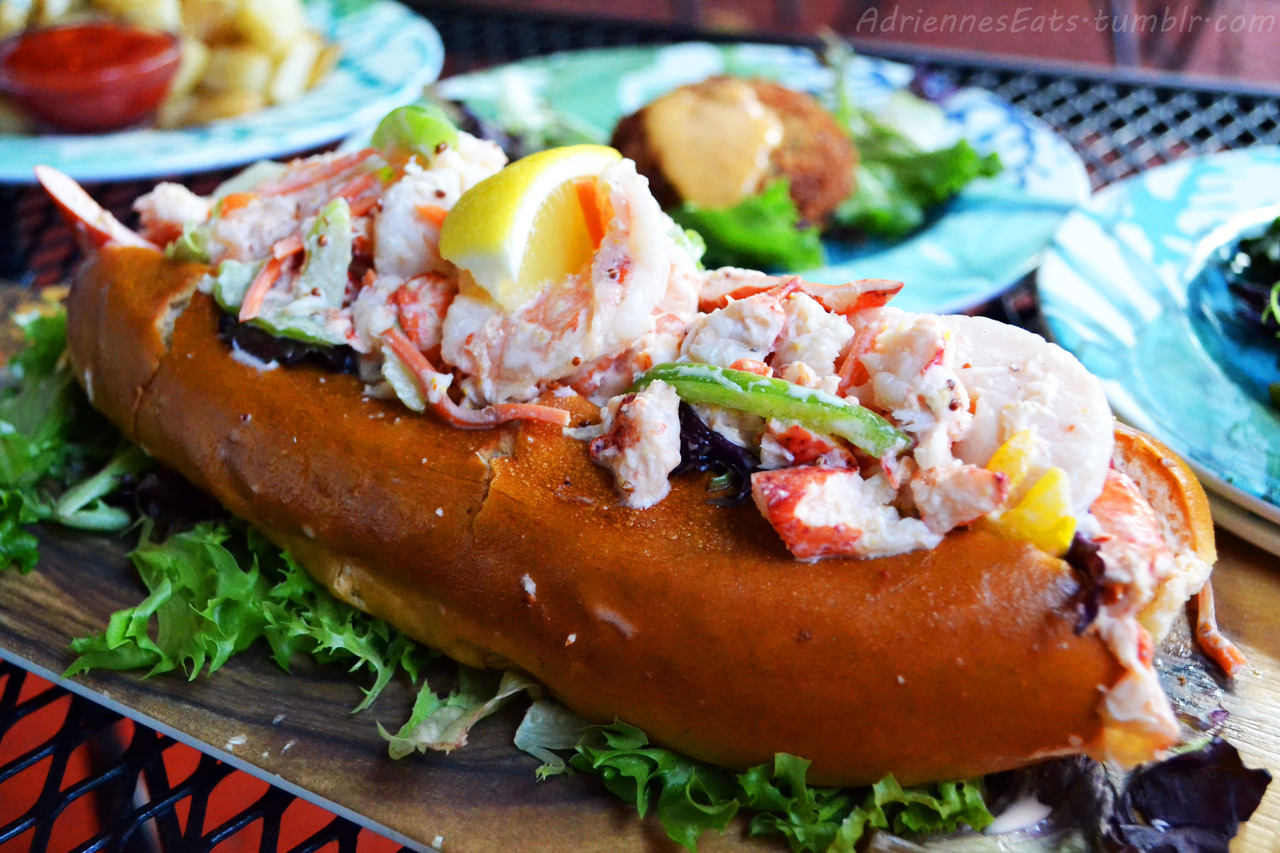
<box><xmin>3</xmin><ymin>4</ymin><xmax>1280</xmax><ymax>850</ymax></box>
<box><xmin>0</xmin><ymin>660</ymin><xmax>411</xmax><ymax>852</ymax></box>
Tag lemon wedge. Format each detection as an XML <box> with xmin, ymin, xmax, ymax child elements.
<box><xmin>981</xmin><ymin>466</ymin><xmax>1076</xmax><ymax>557</ymax></box>
<box><xmin>439</xmin><ymin>144</ymin><xmax>622</xmax><ymax>311</ymax></box>
<box><xmin>983</xmin><ymin>429</ymin><xmax>1036</xmax><ymax>494</ymax></box>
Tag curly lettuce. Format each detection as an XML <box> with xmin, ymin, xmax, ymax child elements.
<box><xmin>0</xmin><ymin>311</ymin><xmax>142</xmax><ymax>572</ymax></box>
<box><xmin>66</xmin><ymin>520</ymin><xmax>433</xmax><ymax>711</ymax></box>
<box><xmin>668</xmin><ymin>179</ymin><xmax>825</xmax><ymax>271</ymax></box>
<box><xmin>557</xmin><ymin>720</ymin><xmax>992</xmax><ymax>852</ymax></box>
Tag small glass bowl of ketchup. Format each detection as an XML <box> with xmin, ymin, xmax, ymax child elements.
<box><xmin>0</xmin><ymin>22</ymin><xmax>181</xmax><ymax>133</ymax></box>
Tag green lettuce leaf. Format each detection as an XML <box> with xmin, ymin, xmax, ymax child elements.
<box><xmin>569</xmin><ymin>721</ymin><xmax>740</xmax><ymax>850</ymax></box>
<box><xmin>558</xmin><ymin>721</ymin><xmax>992</xmax><ymax>853</ymax></box>
<box><xmin>825</xmin><ymin>46</ymin><xmax>1002</xmax><ymax>239</ymax></box>
<box><xmin>668</xmin><ymin>180</ymin><xmax>825</xmax><ymax>272</ymax></box>
<box><xmin>832</xmin><ymin>127</ymin><xmax>1002</xmax><ymax>239</ymax></box>
<box><xmin>379</xmin><ymin>668</ymin><xmax>536</xmax><ymax>759</ymax></box>
<box><xmin>514</xmin><ymin>698</ymin><xmax>592</xmax><ymax>777</ymax></box>
<box><xmin>66</xmin><ymin>520</ymin><xmax>432</xmax><ymax>710</ymax></box>
<box><xmin>0</xmin><ymin>312</ymin><xmax>136</xmax><ymax>572</ymax></box>
<box><xmin>66</xmin><ymin>522</ymin><xmax>272</xmax><ymax>677</ymax></box>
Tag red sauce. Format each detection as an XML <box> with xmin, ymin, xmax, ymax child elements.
<box><xmin>0</xmin><ymin>23</ymin><xmax>181</xmax><ymax>133</ymax></box>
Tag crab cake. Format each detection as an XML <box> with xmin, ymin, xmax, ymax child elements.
<box><xmin>610</xmin><ymin>76</ymin><xmax>857</xmax><ymax>226</ymax></box>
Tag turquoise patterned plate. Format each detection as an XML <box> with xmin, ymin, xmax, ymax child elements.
<box><xmin>0</xmin><ymin>0</ymin><xmax>442</xmax><ymax>184</ymax></box>
<box><xmin>1038</xmin><ymin>148</ymin><xmax>1280</xmax><ymax>531</ymax></box>
<box><xmin>433</xmin><ymin>42</ymin><xmax>1089</xmax><ymax>314</ymax></box>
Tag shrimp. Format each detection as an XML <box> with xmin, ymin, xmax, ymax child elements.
<box><xmin>373</xmin><ymin>138</ymin><xmax>507</xmax><ymax>280</ymax></box>
<box><xmin>351</xmin><ymin>271</ymin><xmax>456</xmax><ymax>355</ymax></box>
<box><xmin>850</xmin><ymin>308</ymin><xmax>1113</xmax><ymax>514</ymax></box>
<box><xmin>758</xmin><ymin>421</ymin><xmax>856</xmax><ymax>470</ymax></box>
<box><xmin>943</xmin><ymin>313</ymin><xmax>1113</xmax><ymax>514</ymax></box>
<box><xmin>848</xmin><ymin>307</ymin><xmax>972</xmax><ymax>472</ymax></box>
<box><xmin>440</xmin><ymin>159</ymin><xmax>689</xmax><ymax>405</ymax></box>
<box><xmin>1087</xmin><ymin>469</ymin><xmax>1241</xmax><ymax>677</ymax></box>
<box><xmin>134</xmin><ymin>183</ymin><xmax>212</xmax><ymax>246</ymax></box>
<box><xmin>35</xmin><ymin>165</ymin><xmax>155</xmax><ymax>251</ymax></box>
<box><xmin>770</xmin><ymin>291</ymin><xmax>854</xmax><ymax>385</ymax></box>
<box><xmin>697</xmin><ymin>267</ymin><xmax>902</xmax><ymax>315</ymax></box>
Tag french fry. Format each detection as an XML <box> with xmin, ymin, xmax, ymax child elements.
<box><xmin>169</xmin><ymin>36</ymin><xmax>211</xmax><ymax>99</ymax></box>
<box><xmin>233</xmin><ymin>0</ymin><xmax>304</xmax><ymax>57</ymax></box>
<box><xmin>155</xmin><ymin>93</ymin><xmax>197</xmax><ymax>129</ymax></box>
<box><xmin>181</xmin><ymin>89</ymin><xmax>265</xmax><ymax>124</ymax></box>
<box><xmin>33</xmin><ymin>0</ymin><xmax>76</xmax><ymax>25</ymax></box>
<box><xmin>308</xmin><ymin>42</ymin><xmax>340</xmax><ymax>88</ymax></box>
<box><xmin>268</xmin><ymin>31</ymin><xmax>321</xmax><ymax>104</ymax></box>
<box><xmin>92</xmin><ymin>0</ymin><xmax>182</xmax><ymax>32</ymax></box>
<box><xmin>202</xmin><ymin>45</ymin><xmax>273</xmax><ymax>95</ymax></box>
<box><xmin>181</xmin><ymin>0</ymin><xmax>238</xmax><ymax>43</ymax></box>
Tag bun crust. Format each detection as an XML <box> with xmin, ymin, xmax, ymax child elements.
<box><xmin>68</xmin><ymin>247</ymin><xmax>1212</xmax><ymax>787</ymax></box>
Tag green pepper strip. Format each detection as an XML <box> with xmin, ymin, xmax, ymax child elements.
<box><xmin>630</xmin><ymin>363</ymin><xmax>910</xmax><ymax>459</ymax></box>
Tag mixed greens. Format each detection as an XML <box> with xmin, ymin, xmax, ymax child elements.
<box><xmin>0</xmin><ymin>311</ymin><xmax>142</xmax><ymax>570</ymax></box>
<box><xmin>1220</xmin><ymin>214</ymin><xmax>1280</xmax><ymax>407</ymax></box>
<box><xmin>1</xmin><ymin>311</ymin><xmax>1270</xmax><ymax>852</ymax></box>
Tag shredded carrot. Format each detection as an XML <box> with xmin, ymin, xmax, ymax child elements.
<box><xmin>381</xmin><ymin>327</ymin><xmax>570</xmax><ymax>429</ymax></box>
<box><xmin>257</xmin><ymin>149</ymin><xmax>376</xmax><ymax>196</ymax></box>
<box><xmin>383</xmin><ymin>325</ymin><xmax>436</xmax><ymax>382</ymax></box>
<box><xmin>239</xmin><ymin>256</ymin><xmax>285</xmax><ymax>322</ymax></box>
<box><xmin>337</xmin><ymin>172</ymin><xmax>378</xmax><ymax>201</ymax></box>
<box><xmin>219</xmin><ymin>192</ymin><xmax>258</xmax><ymax>215</ymax></box>
<box><xmin>574</xmin><ymin>177</ymin><xmax>609</xmax><ymax>249</ymax></box>
<box><xmin>1195</xmin><ymin>583</ymin><xmax>1249</xmax><ymax>678</ymax></box>
<box><xmin>271</xmin><ymin>234</ymin><xmax>304</xmax><ymax>259</ymax></box>
<box><xmin>392</xmin><ymin>283</ymin><xmax>422</xmax><ymax>345</ymax></box>
<box><xmin>349</xmin><ymin>196</ymin><xmax>379</xmax><ymax>218</ymax></box>
<box><xmin>415</xmin><ymin>204</ymin><xmax>449</xmax><ymax>229</ymax></box>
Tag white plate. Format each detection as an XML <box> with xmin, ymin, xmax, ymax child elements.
<box><xmin>429</xmin><ymin>42</ymin><xmax>1090</xmax><ymax>314</ymax></box>
<box><xmin>0</xmin><ymin>0</ymin><xmax>443</xmax><ymax>184</ymax></box>
<box><xmin>1038</xmin><ymin>148</ymin><xmax>1280</xmax><ymax>529</ymax></box>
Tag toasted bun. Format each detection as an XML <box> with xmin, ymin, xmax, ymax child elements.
<box><xmin>66</xmin><ymin>247</ymin><xmax>1218</xmax><ymax>786</ymax></box>
<box><xmin>1112</xmin><ymin>423</ymin><xmax>1216</xmax><ymax>642</ymax></box>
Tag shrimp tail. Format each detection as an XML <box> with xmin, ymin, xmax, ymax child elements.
<box><xmin>35</xmin><ymin>165</ymin><xmax>157</xmax><ymax>253</ymax></box>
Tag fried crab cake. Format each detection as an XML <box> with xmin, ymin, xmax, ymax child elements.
<box><xmin>610</xmin><ymin>76</ymin><xmax>857</xmax><ymax>226</ymax></box>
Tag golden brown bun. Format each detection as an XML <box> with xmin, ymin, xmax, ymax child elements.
<box><xmin>1112</xmin><ymin>423</ymin><xmax>1217</xmax><ymax>642</ymax></box>
<box><xmin>68</xmin><ymin>247</ymin><xmax>1218</xmax><ymax>787</ymax></box>
<box><xmin>610</xmin><ymin>77</ymin><xmax>856</xmax><ymax>226</ymax></box>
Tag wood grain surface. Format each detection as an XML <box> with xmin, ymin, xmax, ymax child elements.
<box><xmin>0</xmin><ymin>522</ymin><xmax>1276</xmax><ymax>852</ymax></box>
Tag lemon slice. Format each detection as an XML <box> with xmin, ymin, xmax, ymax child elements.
<box><xmin>980</xmin><ymin>465</ymin><xmax>1077</xmax><ymax>557</ymax></box>
<box><xmin>439</xmin><ymin>144</ymin><xmax>622</xmax><ymax>311</ymax></box>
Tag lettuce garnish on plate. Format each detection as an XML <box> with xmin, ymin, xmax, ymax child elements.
<box><xmin>668</xmin><ymin>179</ymin><xmax>825</xmax><ymax>271</ymax></box>
<box><xmin>0</xmin><ymin>310</ymin><xmax>145</xmax><ymax>571</ymax></box>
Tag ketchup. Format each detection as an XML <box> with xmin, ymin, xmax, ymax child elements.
<box><xmin>0</xmin><ymin>23</ymin><xmax>181</xmax><ymax>133</ymax></box>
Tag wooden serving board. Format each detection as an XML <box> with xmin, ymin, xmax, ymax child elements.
<box><xmin>0</xmin><ymin>524</ymin><xmax>1277</xmax><ymax>852</ymax></box>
